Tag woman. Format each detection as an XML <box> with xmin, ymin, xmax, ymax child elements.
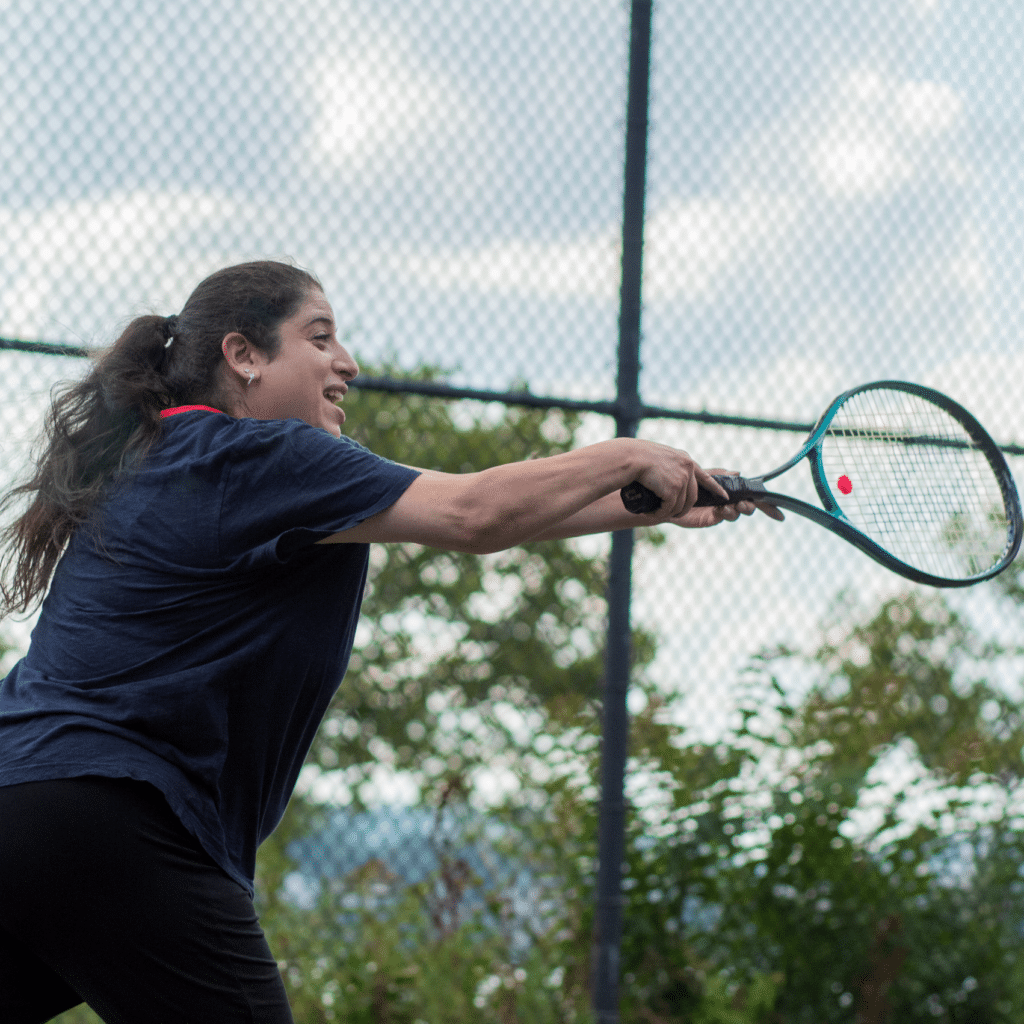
<box><xmin>0</xmin><ymin>261</ymin><xmax>774</xmax><ymax>1022</ymax></box>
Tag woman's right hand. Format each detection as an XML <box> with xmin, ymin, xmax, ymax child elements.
<box><xmin>627</xmin><ymin>439</ymin><xmax>730</xmax><ymax>519</ymax></box>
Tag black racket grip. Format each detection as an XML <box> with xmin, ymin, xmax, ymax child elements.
<box><xmin>621</xmin><ymin>475</ymin><xmax>766</xmax><ymax>514</ymax></box>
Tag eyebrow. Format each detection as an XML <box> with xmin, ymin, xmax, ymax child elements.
<box><xmin>303</xmin><ymin>316</ymin><xmax>336</xmax><ymax>331</ymax></box>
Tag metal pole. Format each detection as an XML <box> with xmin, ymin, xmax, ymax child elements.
<box><xmin>592</xmin><ymin>3</ymin><xmax>653</xmax><ymax>1022</ymax></box>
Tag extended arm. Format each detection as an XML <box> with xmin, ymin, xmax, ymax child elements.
<box><xmin>317</xmin><ymin>437</ymin><xmax>731</xmax><ymax>553</ymax></box>
<box><xmin>522</xmin><ymin>477</ymin><xmax>784</xmax><ymax>542</ymax></box>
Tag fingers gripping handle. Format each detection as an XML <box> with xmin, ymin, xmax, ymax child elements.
<box><xmin>620</xmin><ymin>475</ymin><xmax>767</xmax><ymax>514</ymax></box>
<box><xmin>619</xmin><ymin>480</ymin><xmax>664</xmax><ymax>514</ymax></box>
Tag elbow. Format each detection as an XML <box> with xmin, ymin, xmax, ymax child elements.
<box><xmin>440</xmin><ymin>474</ymin><xmax>532</xmax><ymax>554</ymax></box>
<box><xmin>449</xmin><ymin>501</ymin><xmax>518</xmax><ymax>555</ymax></box>
<box><xmin>455</xmin><ymin>516</ymin><xmax>509</xmax><ymax>555</ymax></box>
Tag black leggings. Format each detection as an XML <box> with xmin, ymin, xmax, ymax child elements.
<box><xmin>0</xmin><ymin>776</ymin><xmax>294</xmax><ymax>1024</ymax></box>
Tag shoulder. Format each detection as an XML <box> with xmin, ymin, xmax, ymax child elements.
<box><xmin>160</xmin><ymin>413</ymin><xmax>358</xmax><ymax>464</ymax></box>
<box><xmin>157</xmin><ymin>413</ymin><xmax>416</xmax><ymax>499</ymax></box>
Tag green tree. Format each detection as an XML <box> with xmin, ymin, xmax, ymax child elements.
<box><xmin>613</xmin><ymin>586</ymin><xmax>1024</xmax><ymax>1023</ymax></box>
<box><xmin>307</xmin><ymin>369</ymin><xmax>622</xmax><ymax>804</ymax></box>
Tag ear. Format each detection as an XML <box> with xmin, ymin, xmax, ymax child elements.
<box><xmin>221</xmin><ymin>332</ymin><xmax>267</xmax><ymax>383</ymax></box>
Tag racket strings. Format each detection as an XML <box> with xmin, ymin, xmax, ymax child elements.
<box><xmin>821</xmin><ymin>388</ymin><xmax>1010</xmax><ymax>580</ymax></box>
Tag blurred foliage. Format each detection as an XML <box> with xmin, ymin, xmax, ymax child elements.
<box><xmin>311</xmin><ymin>366</ymin><xmax>625</xmax><ymax>802</ymax></box>
<box><xmin>40</xmin><ymin>385</ymin><xmax>1024</xmax><ymax>1023</ymax></box>
<box><xmin>258</xmin><ymin>783</ymin><xmax>597</xmax><ymax>1024</ymax></box>
<box><xmin>613</xmin><ymin>585</ymin><xmax>1024</xmax><ymax>1024</ymax></box>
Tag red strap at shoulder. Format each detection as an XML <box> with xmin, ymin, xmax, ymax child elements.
<box><xmin>160</xmin><ymin>405</ymin><xmax>225</xmax><ymax>419</ymax></box>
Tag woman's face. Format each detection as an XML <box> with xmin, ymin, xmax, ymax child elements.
<box><xmin>234</xmin><ymin>289</ymin><xmax>359</xmax><ymax>437</ymax></box>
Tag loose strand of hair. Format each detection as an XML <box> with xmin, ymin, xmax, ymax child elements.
<box><xmin>0</xmin><ymin>353</ymin><xmax>165</xmax><ymax>617</ymax></box>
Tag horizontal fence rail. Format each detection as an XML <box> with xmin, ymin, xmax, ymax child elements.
<box><xmin>6</xmin><ymin>337</ymin><xmax>1023</xmax><ymax>455</ymax></box>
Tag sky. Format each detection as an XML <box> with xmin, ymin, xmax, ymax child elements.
<box><xmin>2</xmin><ymin>0</ymin><xmax>1024</xmax><ymax>788</ymax></box>
<box><xmin>3</xmin><ymin>1</ymin><xmax>1022</xmax><ymax>414</ymax></box>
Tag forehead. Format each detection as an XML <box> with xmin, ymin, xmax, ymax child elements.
<box><xmin>287</xmin><ymin>289</ymin><xmax>335</xmax><ymax>328</ymax></box>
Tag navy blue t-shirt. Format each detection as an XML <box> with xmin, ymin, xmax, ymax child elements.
<box><xmin>0</xmin><ymin>409</ymin><xmax>420</xmax><ymax>894</ymax></box>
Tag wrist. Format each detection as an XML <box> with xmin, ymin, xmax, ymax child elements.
<box><xmin>601</xmin><ymin>437</ymin><xmax>642</xmax><ymax>489</ymax></box>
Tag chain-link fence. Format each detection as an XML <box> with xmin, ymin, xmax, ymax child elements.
<box><xmin>4</xmin><ymin>2</ymin><xmax>1024</xmax><ymax>1022</ymax></box>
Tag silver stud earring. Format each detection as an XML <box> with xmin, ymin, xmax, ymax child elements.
<box><xmin>245</xmin><ymin>369</ymin><xmax>255</xmax><ymax>386</ymax></box>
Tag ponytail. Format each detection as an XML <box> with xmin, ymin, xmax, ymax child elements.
<box><xmin>0</xmin><ymin>260</ymin><xmax>320</xmax><ymax>615</ymax></box>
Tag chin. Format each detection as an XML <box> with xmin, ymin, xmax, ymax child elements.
<box><xmin>327</xmin><ymin>405</ymin><xmax>345</xmax><ymax>436</ymax></box>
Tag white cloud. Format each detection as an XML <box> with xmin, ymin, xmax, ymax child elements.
<box><xmin>305</xmin><ymin>44</ymin><xmax>468</xmax><ymax>171</ymax></box>
<box><xmin>813</xmin><ymin>133</ymin><xmax>913</xmax><ymax>198</ymax></box>
<box><xmin>896</xmin><ymin>81</ymin><xmax>963</xmax><ymax>137</ymax></box>
<box><xmin>844</xmin><ymin>69</ymin><xmax>888</xmax><ymax>106</ymax></box>
<box><xmin>643</xmin><ymin>194</ymin><xmax>796</xmax><ymax>301</ymax></box>
<box><xmin>811</xmin><ymin>70</ymin><xmax>964</xmax><ymax>199</ymax></box>
<box><xmin>945</xmin><ymin>224</ymin><xmax>988</xmax><ymax>298</ymax></box>
<box><xmin>0</xmin><ymin>188</ymin><xmax>248</xmax><ymax>340</ymax></box>
<box><xmin>631</xmin><ymin>476</ymin><xmax>905</xmax><ymax>741</ymax></box>
<box><xmin>395</xmin><ymin>232</ymin><xmax>620</xmax><ymax>299</ymax></box>
<box><xmin>392</xmin><ymin>192</ymin><xmax>793</xmax><ymax>303</ymax></box>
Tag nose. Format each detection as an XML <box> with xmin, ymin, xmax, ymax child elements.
<box><xmin>334</xmin><ymin>345</ymin><xmax>359</xmax><ymax>381</ymax></box>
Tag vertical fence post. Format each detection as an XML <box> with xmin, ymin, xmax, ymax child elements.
<box><xmin>592</xmin><ymin>3</ymin><xmax>653</xmax><ymax>1022</ymax></box>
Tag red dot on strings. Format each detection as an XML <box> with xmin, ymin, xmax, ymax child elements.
<box><xmin>837</xmin><ymin>475</ymin><xmax>853</xmax><ymax>495</ymax></box>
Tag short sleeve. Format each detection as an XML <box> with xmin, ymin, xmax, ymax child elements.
<box><xmin>218</xmin><ymin>419</ymin><xmax>420</xmax><ymax>567</ymax></box>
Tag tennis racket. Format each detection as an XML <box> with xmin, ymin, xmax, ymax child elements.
<box><xmin>620</xmin><ymin>381</ymin><xmax>1023</xmax><ymax>588</ymax></box>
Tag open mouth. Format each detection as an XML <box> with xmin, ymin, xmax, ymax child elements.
<box><xmin>323</xmin><ymin>387</ymin><xmax>347</xmax><ymax>424</ymax></box>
